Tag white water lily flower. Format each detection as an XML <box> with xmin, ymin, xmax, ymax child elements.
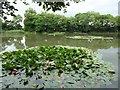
<box><xmin>45</xmin><ymin>61</ymin><xmax>55</xmax><ymax>65</ymax></box>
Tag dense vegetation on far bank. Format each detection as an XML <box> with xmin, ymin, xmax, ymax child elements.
<box><xmin>1</xmin><ymin>8</ymin><xmax>119</xmax><ymax>33</ymax></box>
<box><xmin>2</xmin><ymin>30</ymin><xmax>24</xmax><ymax>33</ymax></box>
<box><xmin>24</xmin><ymin>8</ymin><xmax>119</xmax><ymax>33</ymax></box>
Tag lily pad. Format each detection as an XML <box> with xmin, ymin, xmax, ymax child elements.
<box><xmin>0</xmin><ymin>45</ymin><xmax>117</xmax><ymax>88</ymax></box>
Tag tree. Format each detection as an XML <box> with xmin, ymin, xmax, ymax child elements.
<box><xmin>55</xmin><ymin>14</ymin><xmax>68</xmax><ymax>32</ymax></box>
<box><xmin>93</xmin><ymin>14</ymin><xmax>117</xmax><ymax>32</ymax></box>
<box><xmin>24</xmin><ymin>8</ymin><xmax>118</xmax><ymax>32</ymax></box>
<box><xmin>24</xmin><ymin>8</ymin><xmax>37</xmax><ymax>31</ymax></box>
<box><xmin>1</xmin><ymin>0</ymin><xmax>84</xmax><ymax>20</ymax></box>
<box><xmin>2</xmin><ymin>14</ymin><xmax>23</xmax><ymax>30</ymax></box>
<box><xmin>75</xmin><ymin>12</ymin><xmax>118</xmax><ymax>32</ymax></box>
<box><xmin>34</xmin><ymin>12</ymin><xmax>68</xmax><ymax>32</ymax></box>
<box><xmin>115</xmin><ymin>16</ymin><xmax>120</xmax><ymax>32</ymax></box>
<box><xmin>66</xmin><ymin>17</ymin><xmax>78</xmax><ymax>32</ymax></box>
<box><xmin>13</xmin><ymin>15</ymin><xmax>23</xmax><ymax>24</ymax></box>
<box><xmin>34</xmin><ymin>12</ymin><xmax>53</xmax><ymax>32</ymax></box>
<box><xmin>75</xmin><ymin>12</ymin><xmax>93</xmax><ymax>32</ymax></box>
<box><xmin>12</xmin><ymin>15</ymin><xmax>23</xmax><ymax>29</ymax></box>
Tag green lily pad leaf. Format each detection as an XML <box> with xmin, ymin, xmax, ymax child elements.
<box><xmin>26</xmin><ymin>71</ymin><xmax>33</xmax><ymax>77</ymax></box>
<box><xmin>67</xmin><ymin>81</ymin><xmax>74</xmax><ymax>84</ymax></box>
<box><xmin>32</xmin><ymin>84</ymin><xmax>39</xmax><ymax>88</ymax></box>
<box><xmin>108</xmin><ymin>70</ymin><xmax>115</xmax><ymax>74</ymax></box>
<box><xmin>23</xmin><ymin>80</ymin><xmax>28</xmax><ymax>85</ymax></box>
<box><xmin>1</xmin><ymin>45</ymin><xmax>117</xmax><ymax>88</ymax></box>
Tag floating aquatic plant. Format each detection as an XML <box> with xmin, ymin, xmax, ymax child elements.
<box><xmin>0</xmin><ymin>46</ymin><xmax>116</xmax><ymax>88</ymax></box>
<box><xmin>66</xmin><ymin>36</ymin><xmax>113</xmax><ymax>40</ymax></box>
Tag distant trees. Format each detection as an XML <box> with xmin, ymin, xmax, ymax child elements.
<box><xmin>66</xmin><ymin>17</ymin><xmax>78</xmax><ymax>32</ymax></box>
<box><xmin>24</xmin><ymin>8</ymin><xmax>118</xmax><ymax>33</ymax></box>
<box><xmin>24</xmin><ymin>11</ymin><xmax>68</xmax><ymax>32</ymax></box>
<box><xmin>13</xmin><ymin>15</ymin><xmax>23</xmax><ymax>29</ymax></box>
<box><xmin>34</xmin><ymin>12</ymin><xmax>57</xmax><ymax>32</ymax></box>
<box><xmin>2</xmin><ymin>14</ymin><xmax>23</xmax><ymax>30</ymax></box>
<box><xmin>24</xmin><ymin>8</ymin><xmax>37</xmax><ymax>31</ymax></box>
<box><xmin>115</xmin><ymin>16</ymin><xmax>120</xmax><ymax>30</ymax></box>
<box><xmin>75</xmin><ymin>12</ymin><xmax>118</xmax><ymax>32</ymax></box>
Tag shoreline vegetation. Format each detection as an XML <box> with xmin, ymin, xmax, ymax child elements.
<box><xmin>2</xmin><ymin>30</ymin><xmax>24</xmax><ymax>33</ymax></box>
<box><xmin>23</xmin><ymin>10</ymin><xmax>119</xmax><ymax>33</ymax></box>
<box><xmin>2</xmin><ymin>10</ymin><xmax>119</xmax><ymax>33</ymax></box>
<box><xmin>1</xmin><ymin>45</ymin><xmax>117</xmax><ymax>88</ymax></box>
<box><xmin>66</xmin><ymin>36</ymin><xmax>114</xmax><ymax>40</ymax></box>
<box><xmin>2</xmin><ymin>30</ymin><xmax>119</xmax><ymax>34</ymax></box>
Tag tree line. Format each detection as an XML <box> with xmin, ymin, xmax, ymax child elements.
<box><xmin>2</xmin><ymin>8</ymin><xmax>119</xmax><ymax>33</ymax></box>
<box><xmin>24</xmin><ymin>8</ymin><xmax>119</xmax><ymax>33</ymax></box>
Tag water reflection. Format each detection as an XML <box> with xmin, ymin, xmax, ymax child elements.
<box><xmin>2</xmin><ymin>36</ymin><xmax>27</xmax><ymax>53</ymax></box>
<box><xmin>21</xmin><ymin>36</ymin><xmax>27</xmax><ymax>49</ymax></box>
<box><xmin>97</xmin><ymin>47</ymin><xmax>119</xmax><ymax>88</ymax></box>
<box><xmin>2</xmin><ymin>36</ymin><xmax>27</xmax><ymax>52</ymax></box>
<box><xmin>4</xmin><ymin>43</ymin><xmax>17</xmax><ymax>52</ymax></box>
<box><xmin>1</xmin><ymin>33</ymin><xmax>119</xmax><ymax>52</ymax></box>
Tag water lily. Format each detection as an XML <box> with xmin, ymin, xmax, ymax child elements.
<box><xmin>45</xmin><ymin>61</ymin><xmax>55</xmax><ymax>66</ymax></box>
<box><xmin>10</xmin><ymin>69</ymin><xmax>18</xmax><ymax>75</ymax></box>
<box><xmin>1</xmin><ymin>46</ymin><xmax>116</xmax><ymax>88</ymax></box>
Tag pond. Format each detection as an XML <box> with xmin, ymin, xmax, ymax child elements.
<box><xmin>1</xmin><ymin>32</ymin><xmax>119</xmax><ymax>88</ymax></box>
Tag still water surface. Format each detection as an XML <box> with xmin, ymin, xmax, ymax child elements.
<box><xmin>1</xmin><ymin>32</ymin><xmax>119</xmax><ymax>88</ymax></box>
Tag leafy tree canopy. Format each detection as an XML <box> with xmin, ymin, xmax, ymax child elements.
<box><xmin>2</xmin><ymin>14</ymin><xmax>23</xmax><ymax>30</ymax></box>
<box><xmin>23</xmin><ymin>8</ymin><xmax>118</xmax><ymax>33</ymax></box>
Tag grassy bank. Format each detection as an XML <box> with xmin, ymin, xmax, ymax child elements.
<box><xmin>2</xmin><ymin>30</ymin><xmax>24</xmax><ymax>33</ymax></box>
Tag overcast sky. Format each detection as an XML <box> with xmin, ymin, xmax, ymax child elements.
<box><xmin>13</xmin><ymin>0</ymin><xmax>119</xmax><ymax>16</ymax></box>
<box><xmin>7</xmin><ymin>0</ymin><xmax>119</xmax><ymax>21</ymax></box>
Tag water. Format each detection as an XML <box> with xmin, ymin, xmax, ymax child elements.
<box><xmin>2</xmin><ymin>32</ymin><xmax>119</xmax><ymax>51</ymax></box>
<box><xmin>1</xmin><ymin>32</ymin><xmax>119</xmax><ymax>88</ymax></box>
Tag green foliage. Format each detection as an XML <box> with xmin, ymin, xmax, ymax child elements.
<box><xmin>24</xmin><ymin>11</ymin><xmax>69</xmax><ymax>32</ymax></box>
<box><xmin>2</xmin><ymin>15</ymin><xmax>23</xmax><ymax>30</ymax></box>
<box><xmin>2</xmin><ymin>20</ymin><xmax>13</xmax><ymax>30</ymax></box>
<box><xmin>24</xmin><ymin>9</ymin><xmax>118</xmax><ymax>33</ymax></box>
<box><xmin>1</xmin><ymin>46</ymin><xmax>116</xmax><ymax>88</ymax></box>
<box><xmin>66</xmin><ymin>17</ymin><xmax>78</xmax><ymax>32</ymax></box>
<box><xmin>75</xmin><ymin>12</ymin><xmax>118</xmax><ymax>32</ymax></box>
<box><xmin>35</xmin><ymin>12</ymin><xmax>56</xmax><ymax>32</ymax></box>
<box><xmin>3</xmin><ymin>30</ymin><xmax>24</xmax><ymax>33</ymax></box>
<box><xmin>1</xmin><ymin>0</ymin><xmax>83</xmax><ymax>20</ymax></box>
<box><xmin>24</xmin><ymin>8</ymin><xmax>37</xmax><ymax>31</ymax></box>
<box><xmin>115</xmin><ymin>16</ymin><xmax>120</xmax><ymax>31</ymax></box>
